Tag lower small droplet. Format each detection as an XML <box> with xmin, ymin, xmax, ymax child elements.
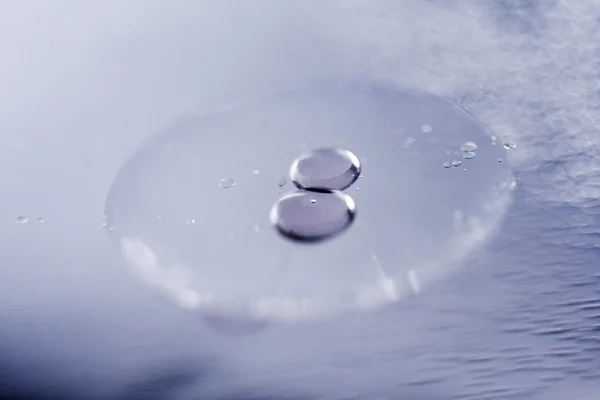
<box><xmin>463</xmin><ymin>151</ymin><xmax>476</xmax><ymax>159</ymax></box>
<box><xmin>443</xmin><ymin>162</ymin><xmax>452</xmax><ymax>168</ymax></box>
<box><xmin>452</xmin><ymin>160</ymin><xmax>462</xmax><ymax>167</ymax></box>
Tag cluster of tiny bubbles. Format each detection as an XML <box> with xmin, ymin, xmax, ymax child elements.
<box><xmin>270</xmin><ymin>147</ymin><xmax>361</xmax><ymax>243</ymax></box>
<box><xmin>102</xmin><ymin>81</ymin><xmax>515</xmax><ymax>329</ymax></box>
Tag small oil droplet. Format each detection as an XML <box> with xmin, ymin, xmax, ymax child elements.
<box><xmin>16</xmin><ymin>216</ymin><xmax>28</xmax><ymax>224</ymax></box>
<box><xmin>463</xmin><ymin>151</ymin><xmax>476</xmax><ymax>159</ymax></box>
<box><xmin>37</xmin><ymin>217</ymin><xmax>45</xmax><ymax>223</ymax></box>
<box><xmin>421</xmin><ymin>124</ymin><xmax>432</xmax><ymax>133</ymax></box>
<box><xmin>252</xmin><ymin>169</ymin><xmax>261</xmax><ymax>175</ymax></box>
<box><xmin>503</xmin><ymin>142</ymin><xmax>516</xmax><ymax>149</ymax></box>
<box><xmin>460</xmin><ymin>142</ymin><xmax>478</xmax><ymax>152</ymax></box>
<box><xmin>443</xmin><ymin>162</ymin><xmax>452</xmax><ymax>168</ymax></box>
<box><xmin>452</xmin><ymin>160</ymin><xmax>462</xmax><ymax>167</ymax></box>
<box><xmin>219</xmin><ymin>178</ymin><xmax>236</xmax><ymax>188</ymax></box>
<box><xmin>497</xmin><ymin>158</ymin><xmax>503</xmax><ymax>163</ymax></box>
<box><xmin>276</xmin><ymin>178</ymin><xmax>287</xmax><ymax>187</ymax></box>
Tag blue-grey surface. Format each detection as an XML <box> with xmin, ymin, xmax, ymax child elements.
<box><xmin>1</xmin><ymin>0</ymin><xmax>600</xmax><ymax>399</ymax></box>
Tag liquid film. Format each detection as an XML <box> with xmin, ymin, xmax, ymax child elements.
<box><xmin>104</xmin><ymin>81</ymin><xmax>513</xmax><ymax>322</ymax></box>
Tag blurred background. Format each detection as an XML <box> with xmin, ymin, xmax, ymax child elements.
<box><xmin>1</xmin><ymin>0</ymin><xmax>600</xmax><ymax>398</ymax></box>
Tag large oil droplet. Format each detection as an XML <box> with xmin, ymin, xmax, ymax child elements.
<box><xmin>270</xmin><ymin>190</ymin><xmax>356</xmax><ymax>243</ymax></box>
<box><xmin>104</xmin><ymin>81</ymin><xmax>513</xmax><ymax>323</ymax></box>
<box><xmin>289</xmin><ymin>147</ymin><xmax>361</xmax><ymax>191</ymax></box>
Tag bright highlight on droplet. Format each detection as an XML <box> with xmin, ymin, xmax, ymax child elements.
<box><xmin>270</xmin><ymin>190</ymin><xmax>356</xmax><ymax>243</ymax></box>
<box><xmin>290</xmin><ymin>147</ymin><xmax>361</xmax><ymax>191</ymax></box>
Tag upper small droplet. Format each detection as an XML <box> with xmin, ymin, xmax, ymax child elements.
<box><xmin>219</xmin><ymin>178</ymin><xmax>236</xmax><ymax>188</ymax></box>
<box><xmin>503</xmin><ymin>142</ymin><xmax>516</xmax><ymax>149</ymax></box>
<box><xmin>289</xmin><ymin>147</ymin><xmax>361</xmax><ymax>191</ymax></box>
<box><xmin>16</xmin><ymin>216</ymin><xmax>28</xmax><ymax>224</ymax></box>
<box><xmin>460</xmin><ymin>142</ymin><xmax>478</xmax><ymax>152</ymax></box>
